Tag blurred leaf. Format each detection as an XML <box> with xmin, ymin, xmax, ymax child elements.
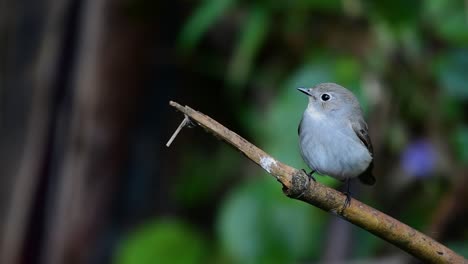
<box><xmin>178</xmin><ymin>0</ymin><xmax>236</xmax><ymax>52</ymax></box>
<box><xmin>436</xmin><ymin>49</ymin><xmax>468</xmax><ymax>100</ymax></box>
<box><xmin>367</xmin><ymin>0</ymin><xmax>422</xmax><ymax>28</ymax></box>
<box><xmin>453</xmin><ymin>125</ymin><xmax>468</xmax><ymax>164</ymax></box>
<box><xmin>335</xmin><ymin>57</ymin><xmax>361</xmax><ymax>85</ymax></box>
<box><xmin>116</xmin><ymin>219</ymin><xmax>208</xmax><ymax>264</ymax></box>
<box><xmin>424</xmin><ymin>0</ymin><xmax>468</xmax><ymax>44</ymax></box>
<box><xmin>217</xmin><ymin>176</ymin><xmax>326</xmax><ymax>263</ymax></box>
<box><xmin>228</xmin><ymin>6</ymin><xmax>270</xmax><ymax>89</ymax></box>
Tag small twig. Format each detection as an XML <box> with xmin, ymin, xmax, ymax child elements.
<box><xmin>166</xmin><ymin>115</ymin><xmax>193</xmax><ymax>147</ymax></box>
<box><xmin>168</xmin><ymin>101</ymin><xmax>467</xmax><ymax>264</ymax></box>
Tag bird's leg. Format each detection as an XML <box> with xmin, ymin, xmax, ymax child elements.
<box><xmin>342</xmin><ymin>178</ymin><xmax>352</xmax><ymax>209</ymax></box>
<box><xmin>301</xmin><ymin>169</ymin><xmax>316</xmax><ymax>182</ymax></box>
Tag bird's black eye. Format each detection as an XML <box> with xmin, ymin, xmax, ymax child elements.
<box><xmin>321</xmin><ymin>93</ymin><xmax>331</xmax><ymax>101</ymax></box>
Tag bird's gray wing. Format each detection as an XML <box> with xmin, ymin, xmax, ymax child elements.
<box><xmin>351</xmin><ymin>118</ymin><xmax>376</xmax><ymax>185</ymax></box>
<box><xmin>298</xmin><ymin>117</ymin><xmax>303</xmax><ymax>135</ymax></box>
<box><xmin>352</xmin><ymin>119</ymin><xmax>373</xmax><ymax>155</ymax></box>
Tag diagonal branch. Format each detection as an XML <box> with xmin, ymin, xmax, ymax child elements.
<box><xmin>167</xmin><ymin>101</ymin><xmax>466</xmax><ymax>264</ymax></box>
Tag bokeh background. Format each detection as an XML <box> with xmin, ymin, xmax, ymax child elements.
<box><xmin>1</xmin><ymin>0</ymin><xmax>468</xmax><ymax>263</ymax></box>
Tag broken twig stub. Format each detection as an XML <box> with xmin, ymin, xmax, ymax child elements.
<box><xmin>166</xmin><ymin>114</ymin><xmax>193</xmax><ymax>147</ymax></box>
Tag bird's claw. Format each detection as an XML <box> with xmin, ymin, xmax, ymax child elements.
<box><xmin>295</xmin><ymin>169</ymin><xmax>316</xmax><ymax>199</ymax></box>
<box><xmin>301</xmin><ymin>169</ymin><xmax>316</xmax><ymax>182</ymax></box>
<box><xmin>342</xmin><ymin>191</ymin><xmax>351</xmax><ymax>209</ymax></box>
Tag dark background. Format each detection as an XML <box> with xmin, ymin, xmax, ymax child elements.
<box><xmin>1</xmin><ymin>0</ymin><xmax>467</xmax><ymax>263</ymax></box>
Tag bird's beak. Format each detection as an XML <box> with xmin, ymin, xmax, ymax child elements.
<box><xmin>297</xmin><ymin>87</ymin><xmax>311</xmax><ymax>96</ymax></box>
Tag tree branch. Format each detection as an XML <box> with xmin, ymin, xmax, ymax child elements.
<box><xmin>167</xmin><ymin>101</ymin><xmax>466</xmax><ymax>264</ymax></box>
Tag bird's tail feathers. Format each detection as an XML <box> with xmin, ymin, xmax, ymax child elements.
<box><xmin>358</xmin><ymin>165</ymin><xmax>375</xmax><ymax>185</ymax></box>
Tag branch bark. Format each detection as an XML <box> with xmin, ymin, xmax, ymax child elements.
<box><xmin>168</xmin><ymin>101</ymin><xmax>467</xmax><ymax>264</ymax></box>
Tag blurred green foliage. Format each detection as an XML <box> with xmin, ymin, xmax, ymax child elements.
<box><xmin>228</xmin><ymin>5</ymin><xmax>270</xmax><ymax>89</ymax></box>
<box><xmin>217</xmin><ymin>176</ymin><xmax>326</xmax><ymax>263</ymax></box>
<box><xmin>453</xmin><ymin>125</ymin><xmax>468</xmax><ymax>164</ymax></box>
<box><xmin>437</xmin><ymin>50</ymin><xmax>468</xmax><ymax>99</ymax></box>
<box><xmin>179</xmin><ymin>0</ymin><xmax>236</xmax><ymax>53</ymax></box>
<box><xmin>116</xmin><ymin>219</ymin><xmax>208</xmax><ymax>264</ymax></box>
<box><xmin>174</xmin><ymin>145</ymin><xmax>239</xmax><ymax>207</ymax></box>
<box><xmin>424</xmin><ymin>0</ymin><xmax>468</xmax><ymax>44</ymax></box>
<box><xmin>117</xmin><ymin>0</ymin><xmax>468</xmax><ymax>262</ymax></box>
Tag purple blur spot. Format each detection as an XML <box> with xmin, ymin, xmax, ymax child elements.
<box><xmin>401</xmin><ymin>139</ymin><xmax>437</xmax><ymax>178</ymax></box>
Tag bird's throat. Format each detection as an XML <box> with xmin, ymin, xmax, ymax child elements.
<box><xmin>305</xmin><ymin>105</ymin><xmax>326</xmax><ymax>121</ymax></box>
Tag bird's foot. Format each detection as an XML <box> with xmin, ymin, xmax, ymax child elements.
<box><xmin>342</xmin><ymin>191</ymin><xmax>352</xmax><ymax>210</ymax></box>
<box><xmin>340</xmin><ymin>178</ymin><xmax>352</xmax><ymax>211</ymax></box>
<box><xmin>295</xmin><ymin>169</ymin><xmax>316</xmax><ymax>199</ymax></box>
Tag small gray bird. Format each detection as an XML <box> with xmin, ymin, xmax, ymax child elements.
<box><xmin>297</xmin><ymin>83</ymin><xmax>375</xmax><ymax>206</ymax></box>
